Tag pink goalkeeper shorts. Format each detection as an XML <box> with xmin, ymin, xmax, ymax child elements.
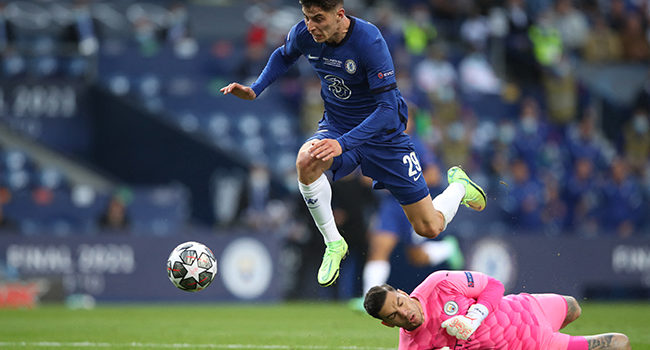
<box><xmin>529</xmin><ymin>293</ymin><xmax>576</xmax><ymax>350</ymax></box>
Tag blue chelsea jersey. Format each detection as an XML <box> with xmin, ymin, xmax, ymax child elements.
<box><xmin>284</xmin><ymin>17</ymin><xmax>407</xmax><ymax>143</ymax></box>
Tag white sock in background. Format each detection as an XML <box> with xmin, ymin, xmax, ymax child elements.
<box><xmin>363</xmin><ymin>260</ymin><xmax>391</xmax><ymax>295</ymax></box>
<box><xmin>431</xmin><ymin>182</ymin><xmax>465</xmax><ymax>230</ymax></box>
<box><xmin>420</xmin><ymin>240</ymin><xmax>455</xmax><ymax>265</ymax></box>
<box><xmin>298</xmin><ymin>174</ymin><xmax>342</xmax><ymax>243</ymax></box>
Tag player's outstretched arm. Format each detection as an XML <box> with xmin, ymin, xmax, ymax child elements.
<box><xmin>220</xmin><ymin>82</ymin><xmax>257</xmax><ymax>100</ymax></box>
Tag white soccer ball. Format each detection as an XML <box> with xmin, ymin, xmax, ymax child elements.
<box><xmin>167</xmin><ymin>241</ymin><xmax>217</xmax><ymax>292</ymax></box>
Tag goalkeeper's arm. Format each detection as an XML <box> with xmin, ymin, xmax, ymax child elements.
<box><xmin>441</xmin><ymin>271</ymin><xmax>504</xmax><ymax>340</ymax></box>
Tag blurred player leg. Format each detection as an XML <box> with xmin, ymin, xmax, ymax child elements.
<box><xmin>413</xmin><ymin>234</ymin><xmax>464</xmax><ymax>270</ymax></box>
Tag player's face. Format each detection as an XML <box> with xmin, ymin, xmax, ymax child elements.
<box><xmin>302</xmin><ymin>5</ymin><xmax>344</xmax><ymax>44</ymax></box>
<box><xmin>378</xmin><ymin>289</ymin><xmax>424</xmax><ymax>331</ymax></box>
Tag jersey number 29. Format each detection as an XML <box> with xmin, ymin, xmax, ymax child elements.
<box><xmin>403</xmin><ymin>151</ymin><xmax>422</xmax><ymax>179</ymax></box>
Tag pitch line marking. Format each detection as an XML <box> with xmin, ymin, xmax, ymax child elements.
<box><xmin>0</xmin><ymin>342</ymin><xmax>396</xmax><ymax>350</ymax></box>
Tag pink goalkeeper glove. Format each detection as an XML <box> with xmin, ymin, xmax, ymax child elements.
<box><xmin>441</xmin><ymin>304</ymin><xmax>489</xmax><ymax>340</ymax></box>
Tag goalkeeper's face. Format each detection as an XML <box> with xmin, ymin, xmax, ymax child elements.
<box><xmin>378</xmin><ymin>289</ymin><xmax>424</xmax><ymax>331</ymax></box>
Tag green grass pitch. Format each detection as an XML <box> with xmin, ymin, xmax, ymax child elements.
<box><xmin>0</xmin><ymin>301</ymin><xmax>649</xmax><ymax>349</ymax></box>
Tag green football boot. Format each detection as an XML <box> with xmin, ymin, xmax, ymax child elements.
<box><xmin>447</xmin><ymin>166</ymin><xmax>487</xmax><ymax>211</ymax></box>
<box><xmin>318</xmin><ymin>238</ymin><xmax>349</xmax><ymax>287</ymax></box>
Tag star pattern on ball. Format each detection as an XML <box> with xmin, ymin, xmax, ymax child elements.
<box><xmin>183</xmin><ymin>255</ymin><xmax>202</xmax><ymax>282</ymax></box>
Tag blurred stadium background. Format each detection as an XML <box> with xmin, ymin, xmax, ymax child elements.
<box><xmin>0</xmin><ymin>0</ymin><xmax>649</xmax><ymax>322</ymax></box>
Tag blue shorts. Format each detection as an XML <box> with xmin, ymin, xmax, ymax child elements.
<box><xmin>307</xmin><ymin>128</ymin><xmax>430</xmax><ymax>205</ymax></box>
<box><xmin>375</xmin><ymin>192</ymin><xmax>415</xmax><ymax>242</ymax></box>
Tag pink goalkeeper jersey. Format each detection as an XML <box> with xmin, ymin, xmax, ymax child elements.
<box><xmin>399</xmin><ymin>271</ymin><xmax>571</xmax><ymax>350</ymax></box>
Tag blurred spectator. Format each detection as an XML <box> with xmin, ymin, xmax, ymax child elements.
<box><xmin>597</xmin><ymin>156</ymin><xmax>644</xmax><ymax>238</ymax></box>
<box><xmin>548</xmin><ymin>0</ymin><xmax>590</xmax><ymax>59</ymax></box>
<box><xmin>61</xmin><ymin>0</ymin><xmax>100</xmax><ymax>56</ymax></box>
<box><xmin>540</xmin><ymin>174</ymin><xmax>568</xmax><ymax>234</ymax></box>
<box><xmin>242</xmin><ymin>162</ymin><xmax>271</xmax><ymax>230</ymax></box>
<box><xmin>98</xmin><ymin>189</ymin><xmax>132</xmax><ymax>232</ymax></box>
<box><xmin>504</xmin><ymin>0</ymin><xmax>529</xmax><ymax>43</ymax></box>
<box><xmin>429</xmin><ymin>0</ymin><xmax>464</xmax><ymax>38</ymax></box>
<box><xmin>413</xmin><ymin>42</ymin><xmax>459</xmax><ymax>125</ymax></box>
<box><xmin>528</xmin><ymin>9</ymin><xmax>578</xmax><ymax>127</ymax></box>
<box><xmin>484</xmin><ymin>119</ymin><xmax>517</xmax><ymax>181</ymax></box>
<box><xmin>458</xmin><ymin>44</ymin><xmax>502</xmax><ymax>96</ymax></box>
<box><xmin>236</xmin><ymin>41</ymin><xmax>270</xmax><ymax>86</ymax></box>
<box><xmin>500</xmin><ymin>157</ymin><xmax>545</xmax><ymax>231</ymax></box>
<box><xmin>582</xmin><ymin>14</ymin><xmax>624</xmax><ymax>63</ymax></box>
<box><xmin>619</xmin><ymin>12</ymin><xmax>650</xmax><ymax>62</ymax></box>
<box><xmin>564</xmin><ymin>105</ymin><xmax>612</xmax><ymax>171</ymax></box>
<box><xmin>441</xmin><ymin>120</ymin><xmax>472</xmax><ymax>169</ymax></box>
<box><xmin>164</xmin><ymin>2</ymin><xmax>191</xmax><ymax>45</ymax></box>
<box><xmin>371</xmin><ymin>3</ymin><xmax>404</xmax><ymax>55</ymax></box>
<box><xmin>402</xmin><ymin>3</ymin><xmax>437</xmax><ymax>57</ymax></box>
<box><xmin>132</xmin><ymin>16</ymin><xmax>164</xmax><ymax>56</ymax></box>
<box><xmin>607</xmin><ymin>0</ymin><xmax>628</xmax><ymax>32</ymax></box>
<box><xmin>621</xmin><ymin>108</ymin><xmax>650</xmax><ymax>175</ymax></box>
<box><xmin>460</xmin><ymin>4</ymin><xmax>490</xmax><ymax>51</ymax></box>
<box><xmin>395</xmin><ymin>69</ymin><xmax>428</xmax><ymax>110</ymax></box>
<box><xmin>0</xmin><ymin>1</ymin><xmax>14</xmax><ymax>54</ymax></box>
<box><xmin>541</xmin><ymin>63</ymin><xmax>577</xmax><ymax>127</ymax></box>
<box><xmin>165</xmin><ymin>2</ymin><xmax>198</xmax><ymax>58</ymax></box>
<box><xmin>528</xmin><ymin>10</ymin><xmax>564</xmax><ymax>71</ymax></box>
<box><xmin>512</xmin><ymin>96</ymin><xmax>551</xmax><ymax>171</ymax></box>
<box><xmin>528</xmin><ymin>3</ymin><xmax>581</xmax><ymax>129</ymax></box>
<box><xmin>562</xmin><ymin>156</ymin><xmax>600</xmax><ymax>235</ymax></box>
<box><xmin>503</xmin><ymin>0</ymin><xmax>539</xmax><ymax>85</ymax></box>
<box><xmin>242</xmin><ymin>3</ymin><xmax>302</xmax><ymax>48</ymax></box>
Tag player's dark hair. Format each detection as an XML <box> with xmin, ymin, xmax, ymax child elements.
<box><xmin>299</xmin><ymin>0</ymin><xmax>343</xmax><ymax>12</ymax></box>
<box><xmin>364</xmin><ymin>284</ymin><xmax>395</xmax><ymax>320</ymax></box>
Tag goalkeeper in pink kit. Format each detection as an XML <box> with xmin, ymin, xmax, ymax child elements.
<box><xmin>364</xmin><ymin>270</ymin><xmax>631</xmax><ymax>350</ymax></box>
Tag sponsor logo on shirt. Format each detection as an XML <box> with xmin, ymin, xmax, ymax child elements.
<box><xmin>324</xmin><ymin>75</ymin><xmax>352</xmax><ymax>100</ymax></box>
<box><xmin>443</xmin><ymin>300</ymin><xmax>459</xmax><ymax>316</ymax></box>
<box><xmin>345</xmin><ymin>59</ymin><xmax>356</xmax><ymax>74</ymax></box>
<box><xmin>323</xmin><ymin>57</ymin><xmax>342</xmax><ymax>67</ymax></box>
<box><xmin>377</xmin><ymin>69</ymin><xmax>394</xmax><ymax>79</ymax></box>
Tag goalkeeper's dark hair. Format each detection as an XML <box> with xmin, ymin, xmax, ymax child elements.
<box><xmin>364</xmin><ymin>284</ymin><xmax>395</xmax><ymax>320</ymax></box>
<box><xmin>299</xmin><ymin>0</ymin><xmax>343</xmax><ymax>12</ymax></box>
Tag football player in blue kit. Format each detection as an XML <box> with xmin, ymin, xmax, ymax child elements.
<box><xmin>349</xmin><ymin>102</ymin><xmax>465</xmax><ymax>311</ymax></box>
<box><xmin>221</xmin><ymin>0</ymin><xmax>486</xmax><ymax>287</ymax></box>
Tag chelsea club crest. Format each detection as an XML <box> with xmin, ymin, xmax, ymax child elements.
<box><xmin>345</xmin><ymin>59</ymin><xmax>356</xmax><ymax>74</ymax></box>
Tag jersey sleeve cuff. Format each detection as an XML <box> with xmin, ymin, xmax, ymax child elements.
<box><xmin>250</xmin><ymin>83</ymin><xmax>263</xmax><ymax>98</ymax></box>
<box><xmin>336</xmin><ymin>137</ymin><xmax>349</xmax><ymax>153</ymax></box>
<box><xmin>370</xmin><ymin>82</ymin><xmax>397</xmax><ymax>95</ymax></box>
